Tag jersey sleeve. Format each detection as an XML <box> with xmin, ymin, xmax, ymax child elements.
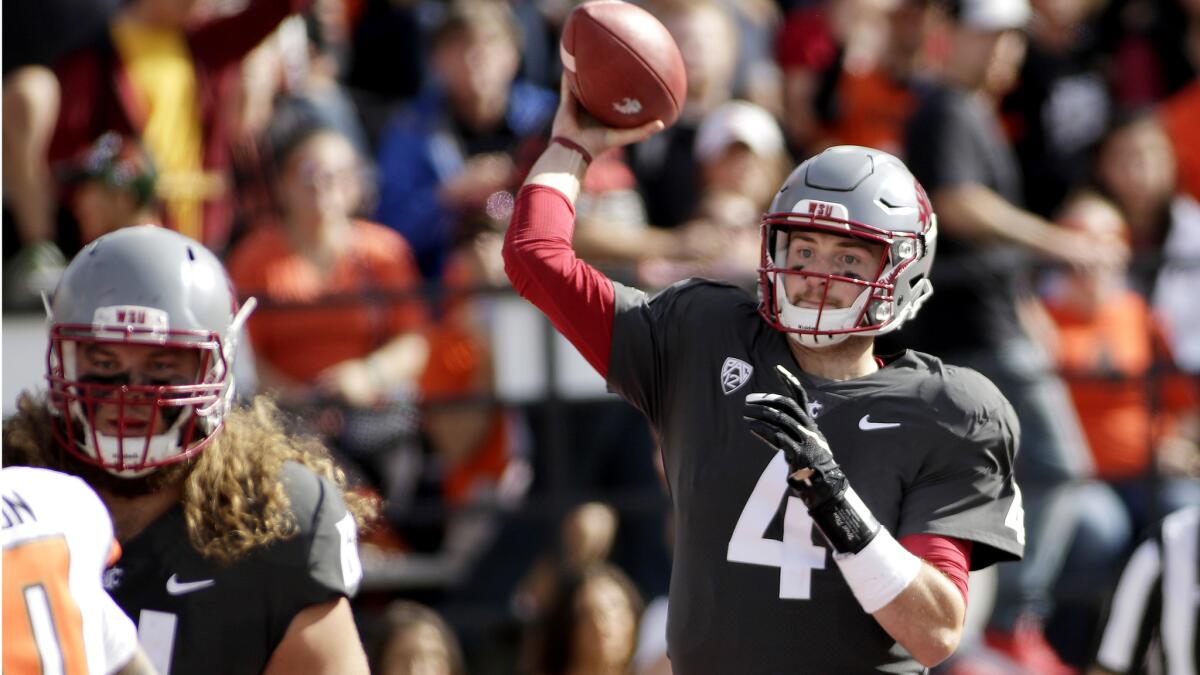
<box><xmin>49</xmin><ymin>469</ymin><xmax>119</xmax><ymax>576</ymax></box>
<box><xmin>502</xmin><ymin>184</ymin><xmax>618</xmax><ymax>377</ymax></box>
<box><xmin>271</xmin><ymin>462</ymin><xmax>363</xmax><ymax>605</ymax></box>
<box><xmin>896</xmin><ymin>367</ymin><xmax>1025</xmax><ymax>569</ymax></box>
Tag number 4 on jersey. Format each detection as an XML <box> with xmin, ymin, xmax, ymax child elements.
<box><xmin>726</xmin><ymin>452</ymin><xmax>828</xmax><ymax>599</ymax></box>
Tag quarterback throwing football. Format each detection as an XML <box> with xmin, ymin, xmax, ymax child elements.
<box><xmin>502</xmin><ymin>78</ymin><xmax>1026</xmax><ymax>673</ymax></box>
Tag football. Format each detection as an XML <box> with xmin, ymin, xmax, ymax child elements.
<box><xmin>560</xmin><ymin>0</ymin><xmax>687</xmax><ymax>129</ymax></box>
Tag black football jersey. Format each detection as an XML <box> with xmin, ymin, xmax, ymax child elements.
<box><xmin>608</xmin><ymin>280</ymin><xmax>1025</xmax><ymax>675</ymax></box>
<box><xmin>105</xmin><ymin>461</ymin><xmax>362</xmax><ymax>675</ymax></box>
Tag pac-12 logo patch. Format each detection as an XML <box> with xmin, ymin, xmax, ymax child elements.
<box><xmin>720</xmin><ymin>357</ymin><xmax>753</xmax><ymax>395</ymax></box>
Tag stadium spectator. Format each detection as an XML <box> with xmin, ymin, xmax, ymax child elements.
<box><xmin>3</xmin><ymin>67</ymin><xmax>68</xmax><ymax>307</ymax></box>
<box><xmin>1091</xmin><ymin>113</ymin><xmax>1178</xmax><ymax>285</ymax></box>
<box><xmin>370</xmin><ymin>600</ymin><xmax>466</xmax><ymax>675</ymax></box>
<box><xmin>374</xmin><ymin>0</ymin><xmax>556</xmax><ymax>282</ymax></box>
<box><xmin>228</xmin><ymin>122</ymin><xmax>429</xmax><ymax>505</ymax></box>
<box><xmin>2</xmin><ymin>466</ymin><xmax>157</xmax><ymax>675</ymax></box>
<box><xmin>1001</xmin><ymin>0</ymin><xmax>1113</xmax><ymax>218</ymax></box>
<box><xmin>514</xmin><ymin>502</ymin><xmax>620</xmax><ymax>620</ymax></box>
<box><xmin>721</xmin><ymin>0</ymin><xmax>784</xmax><ymax>117</ymax></box>
<box><xmin>775</xmin><ymin>0</ymin><xmax>938</xmax><ymax>159</ymax></box>
<box><xmin>524</xmin><ymin>563</ymin><xmax>644</xmax><ymax>675</ymax></box>
<box><xmin>245</xmin><ymin>12</ymin><xmax>371</xmax><ymax>163</ymax></box>
<box><xmin>900</xmin><ymin>0</ymin><xmax>1127</xmax><ymax>669</ymax></box>
<box><xmin>228</xmin><ymin>122</ymin><xmax>429</xmax><ymax>409</ymax></box>
<box><xmin>2</xmin><ymin>0</ymin><xmax>118</xmax><ymax>305</ymax></box>
<box><xmin>1089</xmin><ymin>506</ymin><xmax>1200</xmax><ymax>675</ymax></box>
<box><xmin>61</xmin><ymin>132</ymin><xmax>160</xmax><ymax>247</ymax></box>
<box><xmin>638</xmin><ymin>100</ymin><xmax>787</xmax><ymax>287</ymax></box>
<box><xmin>46</xmin><ymin>0</ymin><xmax>306</xmax><ymax>251</ymax></box>
<box><xmin>3</xmin><ymin>225</ymin><xmax>375</xmax><ymax>674</ymax></box>
<box><xmin>1088</xmin><ymin>112</ymin><xmax>1200</xmax><ymax>374</ymax></box>
<box><xmin>627</xmin><ymin>0</ymin><xmax>740</xmax><ymax>229</ymax></box>
<box><xmin>1045</xmin><ymin>192</ymin><xmax>1200</xmax><ymax>527</ymax></box>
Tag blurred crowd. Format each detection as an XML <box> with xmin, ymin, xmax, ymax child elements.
<box><xmin>2</xmin><ymin>0</ymin><xmax>1198</xmax><ymax>672</ymax></box>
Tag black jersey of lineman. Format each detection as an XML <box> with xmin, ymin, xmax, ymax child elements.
<box><xmin>608</xmin><ymin>280</ymin><xmax>1025</xmax><ymax>675</ymax></box>
<box><xmin>104</xmin><ymin>461</ymin><xmax>361</xmax><ymax>675</ymax></box>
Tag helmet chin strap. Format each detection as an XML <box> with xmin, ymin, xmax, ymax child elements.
<box><xmin>84</xmin><ymin>406</ymin><xmax>198</xmax><ymax>478</ymax></box>
<box><xmin>775</xmin><ymin>275</ymin><xmax>873</xmax><ymax>348</ymax></box>
<box><xmin>94</xmin><ymin>433</ymin><xmax>179</xmax><ymax>478</ymax></box>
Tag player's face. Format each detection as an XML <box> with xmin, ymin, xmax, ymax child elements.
<box><xmin>571</xmin><ymin>577</ymin><xmax>637</xmax><ymax>667</ymax></box>
<box><xmin>74</xmin><ymin>343</ymin><xmax>202</xmax><ymax>437</ymax></box>
<box><xmin>782</xmin><ymin>230</ymin><xmax>885</xmax><ymax>309</ymax></box>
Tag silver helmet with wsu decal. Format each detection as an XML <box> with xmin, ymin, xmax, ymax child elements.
<box><xmin>758</xmin><ymin>145</ymin><xmax>937</xmax><ymax>348</ymax></box>
<box><xmin>45</xmin><ymin>226</ymin><xmax>255</xmax><ymax>476</ymax></box>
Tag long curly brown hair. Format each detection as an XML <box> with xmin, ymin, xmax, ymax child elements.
<box><xmin>3</xmin><ymin>393</ymin><xmax>378</xmax><ymax>565</ymax></box>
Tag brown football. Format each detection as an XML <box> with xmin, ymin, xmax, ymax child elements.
<box><xmin>560</xmin><ymin>0</ymin><xmax>687</xmax><ymax>129</ymax></box>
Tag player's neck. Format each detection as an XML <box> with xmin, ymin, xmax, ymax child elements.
<box><xmin>99</xmin><ymin>483</ymin><xmax>183</xmax><ymax>543</ymax></box>
<box><xmin>787</xmin><ymin>335</ymin><xmax>879</xmax><ymax>381</ymax></box>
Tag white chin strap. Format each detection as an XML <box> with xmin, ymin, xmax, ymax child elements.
<box><xmin>776</xmin><ymin>274</ymin><xmax>873</xmax><ymax>348</ymax></box>
<box><xmin>93</xmin><ymin>430</ymin><xmax>188</xmax><ymax>478</ymax></box>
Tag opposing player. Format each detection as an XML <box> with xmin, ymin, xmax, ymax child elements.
<box><xmin>3</xmin><ymin>226</ymin><xmax>375</xmax><ymax>675</ymax></box>
<box><xmin>3</xmin><ymin>466</ymin><xmax>156</xmax><ymax>675</ymax></box>
<box><xmin>502</xmin><ymin>79</ymin><xmax>1026</xmax><ymax>672</ymax></box>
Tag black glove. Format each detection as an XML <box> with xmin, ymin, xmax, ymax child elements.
<box><xmin>743</xmin><ymin>364</ymin><xmax>880</xmax><ymax>554</ymax></box>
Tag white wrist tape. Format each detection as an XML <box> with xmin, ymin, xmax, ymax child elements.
<box><xmin>833</xmin><ymin>526</ymin><xmax>922</xmax><ymax>614</ymax></box>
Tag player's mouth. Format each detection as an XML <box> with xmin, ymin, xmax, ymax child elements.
<box><xmin>97</xmin><ymin>416</ymin><xmax>155</xmax><ymax>436</ymax></box>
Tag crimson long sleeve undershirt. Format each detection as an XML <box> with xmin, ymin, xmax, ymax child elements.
<box><xmin>502</xmin><ymin>183</ymin><xmax>971</xmax><ymax>604</ymax></box>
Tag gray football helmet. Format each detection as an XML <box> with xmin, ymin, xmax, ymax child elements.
<box><xmin>45</xmin><ymin>226</ymin><xmax>255</xmax><ymax>476</ymax></box>
<box><xmin>758</xmin><ymin>145</ymin><xmax>937</xmax><ymax>347</ymax></box>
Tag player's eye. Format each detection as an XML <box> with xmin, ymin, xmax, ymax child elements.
<box><xmin>148</xmin><ymin>359</ymin><xmax>178</xmax><ymax>373</ymax></box>
<box><xmin>840</xmin><ymin>254</ymin><xmax>861</xmax><ymax>266</ymax></box>
<box><xmin>79</xmin><ymin>372</ymin><xmax>131</xmax><ymax>391</ymax></box>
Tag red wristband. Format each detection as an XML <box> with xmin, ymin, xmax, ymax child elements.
<box><xmin>550</xmin><ymin>136</ymin><xmax>593</xmax><ymax>165</ymax></box>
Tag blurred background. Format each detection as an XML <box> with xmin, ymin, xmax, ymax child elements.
<box><xmin>2</xmin><ymin>0</ymin><xmax>1197</xmax><ymax>673</ymax></box>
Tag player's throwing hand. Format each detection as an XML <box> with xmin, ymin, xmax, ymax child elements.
<box><xmin>744</xmin><ymin>365</ymin><xmax>881</xmax><ymax>555</ymax></box>
<box><xmin>550</xmin><ymin>77</ymin><xmax>664</xmax><ymax>162</ymax></box>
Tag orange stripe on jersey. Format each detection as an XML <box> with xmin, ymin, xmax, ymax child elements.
<box><xmin>3</xmin><ymin>536</ymin><xmax>89</xmax><ymax>675</ymax></box>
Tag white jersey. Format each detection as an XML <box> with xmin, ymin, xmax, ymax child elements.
<box><xmin>2</xmin><ymin>467</ymin><xmax>139</xmax><ymax>675</ymax></box>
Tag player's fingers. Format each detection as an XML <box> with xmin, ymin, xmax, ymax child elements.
<box><xmin>745</xmin><ymin>393</ymin><xmax>808</xmax><ymax>431</ymax></box>
<box><xmin>774</xmin><ymin>365</ymin><xmax>812</xmax><ymax>407</ymax></box>
<box><xmin>746</xmin><ymin>420</ymin><xmax>812</xmax><ymax>470</ymax></box>
<box><xmin>773</xmin><ymin>365</ymin><xmax>820</xmax><ymax>432</ymax></box>
<box><xmin>745</xmin><ymin>419</ymin><xmax>792</xmax><ymax>454</ymax></box>
<box><xmin>745</xmin><ymin>396</ymin><xmax>831</xmax><ymax>454</ymax></box>
<box><xmin>607</xmin><ymin>120</ymin><xmax>664</xmax><ymax>148</ymax></box>
<box><xmin>743</xmin><ymin>399</ymin><xmax>808</xmax><ymax>445</ymax></box>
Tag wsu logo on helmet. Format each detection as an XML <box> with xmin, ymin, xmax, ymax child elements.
<box><xmin>720</xmin><ymin>357</ymin><xmax>754</xmax><ymax>395</ymax></box>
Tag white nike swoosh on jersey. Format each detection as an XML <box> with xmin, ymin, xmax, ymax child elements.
<box><xmin>165</xmin><ymin>574</ymin><xmax>215</xmax><ymax>595</ymax></box>
<box><xmin>859</xmin><ymin>415</ymin><xmax>901</xmax><ymax>431</ymax></box>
